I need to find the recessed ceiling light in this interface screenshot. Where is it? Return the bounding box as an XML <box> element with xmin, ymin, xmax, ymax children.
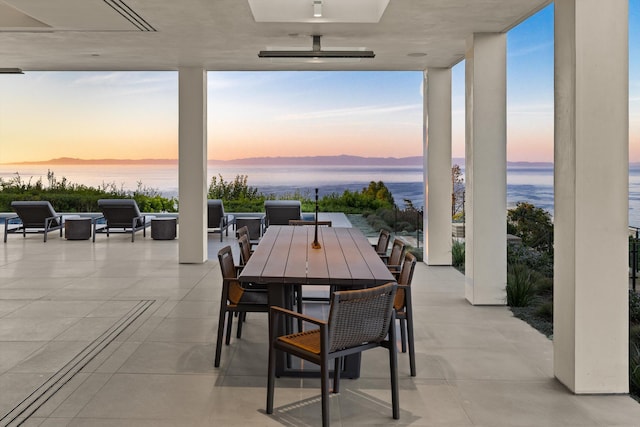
<box><xmin>248</xmin><ymin>0</ymin><xmax>389</xmax><ymax>23</ymax></box>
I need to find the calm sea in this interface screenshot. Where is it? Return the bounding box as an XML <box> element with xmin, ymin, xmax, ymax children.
<box><xmin>3</xmin><ymin>163</ymin><xmax>640</xmax><ymax>226</ymax></box>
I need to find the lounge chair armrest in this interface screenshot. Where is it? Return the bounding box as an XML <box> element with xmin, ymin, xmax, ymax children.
<box><xmin>45</xmin><ymin>214</ymin><xmax>63</xmax><ymax>228</ymax></box>
<box><xmin>270</xmin><ymin>305</ymin><xmax>326</xmax><ymax>328</ymax></box>
<box><xmin>4</xmin><ymin>215</ymin><xmax>19</xmax><ymax>225</ymax></box>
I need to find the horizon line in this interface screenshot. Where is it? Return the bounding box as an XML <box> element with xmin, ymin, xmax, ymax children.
<box><xmin>0</xmin><ymin>155</ymin><xmax>561</xmax><ymax>166</ymax></box>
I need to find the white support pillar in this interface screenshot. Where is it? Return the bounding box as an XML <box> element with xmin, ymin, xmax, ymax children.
<box><xmin>554</xmin><ymin>0</ymin><xmax>628</xmax><ymax>393</ymax></box>
<box><xmin>424</xmin><ymin>68</ymin><xmax>453</xmax><ymax>265</ymax></box>
<box><xmin>178</xmin><ymin>67</ymin><xmax>208</xmax><ymax>264</ymax></box>
<box><xmin>464</xmin><ymin>33</ymin><xmax>507</xmax><ymax>305</ymax></box>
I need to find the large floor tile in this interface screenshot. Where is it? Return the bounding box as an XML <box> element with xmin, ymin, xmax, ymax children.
<box><xmin>77</xmin><ymin>373</ymin><xmax>218</xmax><ymax>420</ymax></box>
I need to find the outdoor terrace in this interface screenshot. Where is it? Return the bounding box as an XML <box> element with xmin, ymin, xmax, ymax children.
<box><xmin>1</xmin><ymin>228</ymin><xmax>640</xmax><ymax>426</ymax></box>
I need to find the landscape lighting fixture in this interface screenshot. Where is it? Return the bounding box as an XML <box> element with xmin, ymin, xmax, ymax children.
<box><xmin>0</xmin><ymin>68</ymin><xmax>24</xmax><ymax>74</ymax></box>
<box><xmin>313</xmin><ymin>0</ymin><xmax>322</xmax><ymax>17</ymax></box>
<box><xmin>258</xmin><ymin>35</ymin><xmax>374</xmax><ymax>59</ymax></box>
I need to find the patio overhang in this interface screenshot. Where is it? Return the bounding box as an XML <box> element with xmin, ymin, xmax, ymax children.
<box><xmin>0</xmin><ymin>0</ymin><xmax>551</xmax><ymax>71</ymax></box>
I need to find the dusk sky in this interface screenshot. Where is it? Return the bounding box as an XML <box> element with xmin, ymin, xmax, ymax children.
<box><xmin>0</xmin><ymin>2</ymin><xmax>638</xmax><ymax>164</ymax></box>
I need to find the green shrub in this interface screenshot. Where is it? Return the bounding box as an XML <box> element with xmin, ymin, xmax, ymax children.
<box><xmin>535</xmin><ymin>301</ymin><xmax>553</xmax><ymax>321</ymax></box>
<box><xmin>0</xmin><ymin>172</ymin><xmax>177</xmax><ymax>213</ymax></box>
<box><xmin>506</xmin><ymin>264</ymin><xmax>540</xmax><ymax>307</ymax></box>
<box><xmin>631</xmin><ymin>324</ymin><xmax>640</xmax><ymax>339</ymax></box>
<box><xmin>507</xmin><ymin>242</ymin><xmax>553</xmax><ymax>277</ymax></box>
<box><xmin>630</xmin><ymin>290</ymin><xmax>640</xmax><ymax>325</ymax></box>
<box><xmin>507</xmin><ymin>202</ymin><xmax>553</xmax><ymax>252</ymax></box>
<box><xmin>630</xmin><ymin>333</ymin><xmax>640</xmax><ymax>396</ymax></box>
<box><xmin>406</xmin><ymin>246</ymin><xmax>423</xmax><ymax>262</ymax></box>
<box><xmin>452</xmin><ymin>240</ymin><xmax>465</xmax><ymax>269</ymax></box>
<box><xmin>536</xmin><ymin>277</ymin><xmax>554</xmax><ymax>294</ymax></box>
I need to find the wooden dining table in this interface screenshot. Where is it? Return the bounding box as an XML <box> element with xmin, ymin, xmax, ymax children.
<box><xmin>238</xmin><ymin>225</ymin><xmax>395</xmax><ymax>378</ymax></box>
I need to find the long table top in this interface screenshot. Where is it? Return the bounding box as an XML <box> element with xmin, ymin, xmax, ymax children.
<box><xmin>238</xmin><ymin>226</ymin><xmax>395</xmax><ymax>287</ymax></box>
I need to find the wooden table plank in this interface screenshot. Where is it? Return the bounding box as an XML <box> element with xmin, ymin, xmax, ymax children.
<box><xmin>284</xmin><ymin>226</ymin><xmax>310</xmax><ymax>283</ymax></box>
<box><xmin>333</xmin><ymin>227</ymin><xmax>375</xmax><ymax>285</ymax></box>
<box><xmin>315</xmin><ymin>228</ymin><xmax>351</xmax><ymax>286</ymax></box>
<box><xmin>349</xmin><ymin>228</ymin><xmax>396</xmax><ymax>284</ymax></box>
<box><xmin>237</xmin><ymin>225</ymin><xmax>277</xmax><ymax>280</ymax></box>
<box><xmin>261</xmin><ymin>226</ymin><xmax>294</xmax><ymax>282</ymax></box>
<box><xmin>239</xmin><ymin>225</ymin><xmax>393</xmax><ymax>286</ymax></box>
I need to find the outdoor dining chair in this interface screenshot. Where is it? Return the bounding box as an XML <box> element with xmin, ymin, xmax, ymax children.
<box><xmin>215</xmin><ymin>245</ymin><xmax>269</xmax><ymax>368</ymax></box>
<box><xmin>237</xmin><ymin>232</ymin><xmax>252</xmax><ymax>266</ymax></box>
<box><xmin>264</xmin><ymin>200</ymin><xmax>301</xmax><ymax>227</ymax></box>
<box><xmin>395</xmin><ymin>251</ymin><xmax>417</xmax><ymax>376</ymax></box>
<box><xmin>266</xmin><ymin>282</ymin><xmax>399</xmax><ymax>427</ymax></box>
<box><xmin>381</xmin><ymin>238</ymin><xmax>406</xmax><ymax>278</ymax></box>
<box><xmin>372</xmin><ymin>229</ymin><xmax>391</xmax><ymax>256</ymax></box>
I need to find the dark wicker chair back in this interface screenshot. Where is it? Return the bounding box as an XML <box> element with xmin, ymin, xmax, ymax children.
<box><xmin>374</xmin><ymin>229</ymin><xmax>391</xmax><ymax>255</ymax></box>
<box><xmin>387</xmin><ymin>238</ymin><xmax>406</xmax><ymax>267</ymax></box>
<box><xmin>327</xmin><ymin>283</ymin><xmax>397</xmax><ymax>352</ymax></box>
<box><xmin>264</xmin><ymin>200</ymin><xmax>301</xmax><ymax>226</ymax></box>
<box><xmin>395</xmin><ymin>252</ymin><xmax>417</xmax><ymax>310</ymax></box>
<box><xmin>237</xmin><ymin>234</ymin><xmax>252</xmax><ymax>266</ymax></box>
<box><xmin>237</xmin><ymin>225</ymin><xmax>249</xmax><ymax>241</ymax></box>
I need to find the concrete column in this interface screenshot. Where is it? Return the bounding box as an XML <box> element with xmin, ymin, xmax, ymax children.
<box><xmin>178</xmin><ymin>67</ymin><xmax>208</xmax><ymax>263</ymax></box>
<box><xmin>554</xmin><ymin>0</ymin><xmax>629</xmax><ymax>393</ymax></box>
<box><xmin>424</xmin><ymin>68</ymin><xmax>453</xmax><ymax>265</ymax></box>
<box><xmin>464</xmin><ymin>33</ymin><xmax>507</xmax><ymax>305</ymax></box>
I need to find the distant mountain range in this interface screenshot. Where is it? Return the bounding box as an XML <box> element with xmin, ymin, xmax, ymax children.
<box><xmin>4</xmin><ymin>155</ymin><xmax>555</xmax><ymax>167</ymax></box>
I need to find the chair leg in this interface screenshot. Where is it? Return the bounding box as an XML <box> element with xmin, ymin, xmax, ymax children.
<box><xmin>321</xmin><ymin>358</ymin><xmax>330</xmax><ymax>427</ymax></box>
<box><xmin>332</xmin><ymin>357</ymin><xmax>341</xmax><ymax>393</ymax></box>
<box><xmin>225</xmin><ymin>311</ymin><xmax>234</xmax><ymax>345</ymax></box>
<box><xmin>406</xmin><ymin>306</ymin><xmax>416</xmax><ymax>377</ymax></box>
<box><xmin>388</xmin><ymin>319</ymin><xmax>400</xmax><ymax>420</ymax></box>
<box><xmin>236</xmin><ymin>311</ymin><xmax>244</xmax><ymax>339</ymax></box>
<box><xmin>214</xmin><ymin>308</ymin><xmax>227</xmax><ymax>367</ymax></box>
<box><xmin>266</xmin><ymin>343</ymin><xmax>276</xmax><ymax>415</ymax></box>
<box><xmin>400</xmin><ymin>318</ymin><xmax>407</xmax><ymax>353</ymax></box>
<box><xmin>296</xmin><ymin>285</ymin><xmax>303</xmax><ymax>332</ymax></box>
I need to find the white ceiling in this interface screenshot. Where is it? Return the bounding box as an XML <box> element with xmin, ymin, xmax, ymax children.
<box><xmin>0</xmin><ymin>0</ymin><xmax>551</xmax><ymax>72</ymax></box>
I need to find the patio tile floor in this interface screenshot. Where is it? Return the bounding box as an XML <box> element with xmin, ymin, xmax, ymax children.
<box><xmin>1</xmin><ymin>230</ymin><xmax>639</xmax><ymax>426</ymax></box>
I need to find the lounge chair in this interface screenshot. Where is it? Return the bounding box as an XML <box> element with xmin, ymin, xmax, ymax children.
<box><xmin>4</xmin><ymin>201</ymin><xmax>64</xmax><ymax>242</ymax></box>
<box><xmin>93</xmin><ymin>199</ymin><xmax>153</xmax><ymax>242</ymax></box>
<box><xmin>208</xmin><ymin>199</ymin><xmax>234</xmax><ymax>242</ymax></box>
<box><xmin>264</xmin><ymin>200</ymin><xmax>301</xmax><ymax>227</ymax></box>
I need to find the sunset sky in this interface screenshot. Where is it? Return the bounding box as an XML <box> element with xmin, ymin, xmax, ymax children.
<box><xmin>0</xmin><ymin>2</ymin><xmax>638</xmax><ymax>164</ymax></box>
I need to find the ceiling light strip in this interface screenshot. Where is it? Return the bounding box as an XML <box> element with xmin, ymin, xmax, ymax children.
<box><xmin>103</xmin><ymin>0</ymin><xmax>156</xmax><ymax>32</ymax></box>
<box><xmin>0</xmin><ymin>68</ymin><xmax>23</xmax><ymax>74</ymax></box>
<box><xmin>259</xmin><ymin>35</ymin><xmax>374</xmax><ymax>59</ymax></box>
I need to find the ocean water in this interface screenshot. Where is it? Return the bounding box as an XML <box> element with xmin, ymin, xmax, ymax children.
<box><xmin>2</xmin><ymin>163</ymin><xmax>640</xmax><ymax>226</ymax></box>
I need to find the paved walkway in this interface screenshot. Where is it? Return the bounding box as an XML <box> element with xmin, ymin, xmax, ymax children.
<box><xmin>1</xmin><ymin>230</ymin><xmax>640</xmax><ymax>426</ymax></box>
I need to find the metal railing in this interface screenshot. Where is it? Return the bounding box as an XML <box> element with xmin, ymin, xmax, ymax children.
<box><xmin>630</xmin><ymin>226</ymin><xmax>640</xmax><ymax>291</ymax></box>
